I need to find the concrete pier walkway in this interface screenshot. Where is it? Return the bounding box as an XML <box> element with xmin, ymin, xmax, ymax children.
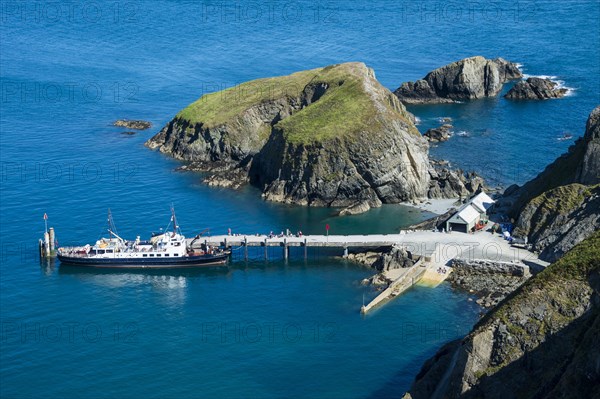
<box><xmin>192</xmin><ymin>230</ymin><xmax>549</xmax><ymax>314</ymax></box>
<box><xmin>192</xmin><ymin>230</ymin><xmax>547</xmax><ymax>267</ymax></box>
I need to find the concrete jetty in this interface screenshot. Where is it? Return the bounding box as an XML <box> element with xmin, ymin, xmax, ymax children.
<box><xmin>191</xmin><ymin>230</ymin><xmax>547</xmax><ymax>267</ymax></box>
<box><xmin>361</xmin><ymin>258</ymin><xmax>428</xmax><ymax>314</ymax></box>
<box><xmin>194</xmin><ymin>229</ymin><xmax>548</xmax><ymax>314</ymax></box>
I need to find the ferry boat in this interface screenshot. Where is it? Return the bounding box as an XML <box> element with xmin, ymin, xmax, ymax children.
<box><xmin>57</xmin><ymin>208</ymin><xmax>229</xmax><ymax>268</ymax></box>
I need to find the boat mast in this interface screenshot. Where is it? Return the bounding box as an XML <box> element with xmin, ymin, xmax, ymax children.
<box><xmin>107</xmin><ymin>208</ymin><xmax>112</xmax><ymax>238</ymax></box>
<box><xmin>171</xmin><ymin>205</ymin><xmax>178</xmax><ymax>236</ymax></box>
<box><xmin>107</xmin><ymin>208</ymin><xmax>119</xmax><ymax>238</ymax></box>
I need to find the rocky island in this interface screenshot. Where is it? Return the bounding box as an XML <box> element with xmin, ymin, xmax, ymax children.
<box><xmin>505</xmin><ymin>77</ymin><xmax>569</xmax><ymax>100</ymax></box>
<box><xmin>147</xmin><ymin>62</ymin><xmax>482</xmax><ymax>213</ymax></box>
<box><xmin>393</xmin><ymin>56</ymin><xmax>522</xmax><ymax>104</ymax></box>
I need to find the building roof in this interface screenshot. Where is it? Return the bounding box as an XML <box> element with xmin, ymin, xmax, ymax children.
<box><xmin>448</xmin><ymin>204</ymin><xmax>481</xmax><ymax>225</ymax></box>
<box><xmin>470</xmin><ymin>191</ymin><xmax>495</xmax><ymax>213</ymax></box>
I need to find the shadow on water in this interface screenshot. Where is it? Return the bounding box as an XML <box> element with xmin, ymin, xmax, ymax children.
<box><xmin>57</xmin><ymin>264</ymin><xmax>232</xmax><ymax>279</ymax></box>
<box><xmin>365</xmin><ymin>340</ymin><xmax>459</xmax><ymax>399</ymax></box>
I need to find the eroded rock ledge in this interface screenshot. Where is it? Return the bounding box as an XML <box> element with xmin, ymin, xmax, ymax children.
<box><xmin>448</xmin><ymin>258</ymin><xmax>530</xmax><ymax>308</ymax></box>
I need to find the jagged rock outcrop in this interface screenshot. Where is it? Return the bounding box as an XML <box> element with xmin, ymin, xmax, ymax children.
<box><xmin>424</xmin><ymin>124</ymin><xmax>452</xmax><ymax>142</ymax></box>
<box><xmin>505</xmin><ymin>77</ymin><xmax>568</xmax><ymax>100</ymax></box>
<box><xmin>579</xmin><ymin>106</ymin><xmax>600</xmax><ymax>185</ymax></box>
<box><xmin>394</xmin><ymin>56</ymin><xmax>522</xmax><ymax>104</ymax></box>
<box><xmin>428</xmin><ymin>160</ymin><xmax>486</xmax><ymax>200</ymax></box>
<box><xmin>405</xmin><ymin>232</ymin><xmax>600</xmax><ymax>399</ymax></box>
<box><xmin>513</xmin><ymin>184</ymin><xmax>600</xmax><ymax>262</ymax></box>
<box><xmin>449</xmin><ymin>259</ymin><xmax>530</xmax><ymax>308</ymax></box>
<box><xmin>147</xmin><ymin>63</ymin><xmax>430</xmax><ymax>207</ymax></box>
<box><xmin>374</xmin><ymin>245</ymin><xmax>416</xmax><ymax>271</ymax></box>
<box><xmin>493</xmin><ymin>106</ymin><xmax>600</xmax><ymax>262</ymax></box>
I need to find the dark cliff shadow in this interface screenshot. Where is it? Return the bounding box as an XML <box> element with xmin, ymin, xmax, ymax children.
<box><xmin>462</xmin><ymin>306</ymin><xmax>600</xmax><ymax>399</ymax></box>
<box><xmin>58</xmin><ymin>264</ymin><xmax>232</xmax><ymax>279</ymax></box>
<box><xmin>463</xmin><ymin>272</ymin><xmax>598</xmax><ymax>399</ymax></box>
<box><xmin>402</xmin><ymin>271</ymin><xmax>600</xmax><ymax>399</ymax></box>
<box><xmin>365</xmin><ymin>340</ymin><xmax>462</xmax><ymax>399</ymax></box>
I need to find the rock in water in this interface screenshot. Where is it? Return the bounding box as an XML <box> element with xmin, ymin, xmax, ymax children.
<box><xmin>394</xmin><ymin>56</ymin><xmax>522</xmax><ymax>104</ymax></box>
<box><xmin>505</xmin><ymin>77</ymin><xmax>568</xmax><ymax>100</ymax></box>
<box><xmin>338</xmin><ymin>200</ymin><xmax>374</xmax><ymax>216</ymax></box>
<box><xmin>113</xmin><ymin>119</ymin><xmax>152</xmax><ymax>130</ymax></box>
<box><xmin>146</xmin><ymin>62</ymin><xmax>430</xmax><ymax>207</ymax></box>
<box><xmin>423</xmin><ymin>125</ymin><xmax>452</xmax><ymax>142</ymax></box>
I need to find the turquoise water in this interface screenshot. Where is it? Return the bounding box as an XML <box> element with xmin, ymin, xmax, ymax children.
<box><xmin>1</xmin><ymin>0</ymin><xmax>598</xmax><ymax>397</ymax></box>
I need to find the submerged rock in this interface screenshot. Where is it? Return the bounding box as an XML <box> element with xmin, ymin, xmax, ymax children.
<box><xmin>113</xmin><ymin>119</ymin><xmax>152</xmax><ymax>130</ymax></box>
<box><xmin>394</xmin><ymin>56</ymin><xmax>522</xmax><ymax>104</ymax></box>
<box><xmin>505</xmin><ymin>77</ymin><xmax>568</xmax><ymax>100</ymax></box>
<box><xmin>338</xmin><ymin>200</ymin><xmax>376</xmax><ymax>216</ymax></box>
<box><xmin>147</xmin><ymin>62</ymin><xmax>430</xmax><ymax>207</ymax></box>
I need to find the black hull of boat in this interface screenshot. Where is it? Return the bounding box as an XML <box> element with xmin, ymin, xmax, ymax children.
<box><xmin>57</xmin><ymin>253</ymin><xmax>229</xmax><ymax>269</ymax></box>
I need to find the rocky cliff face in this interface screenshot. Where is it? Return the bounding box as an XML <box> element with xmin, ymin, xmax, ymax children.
<box><xmin>394</xmin><ymin>57</ymin><xmax>522</xmax><ymax>104</ymax></box>
<box><xmin>504</xmin><ymin>77</ymin><xmax>568</xmax><ymax>100</ymax></box>
<box><xmin>147</xmin><ymin>63</ymin><xmax>431</xmax><ymax>207</ymax></box>
<box><xmin>514</xmin><ymin>184</ymin><xmax>600</xmax><ymax>262</ymax></box>
<box><xmin>404</xmin><ymin>231</ymin><xmax>600</xmax><ymax>399</ymax></box>
<box><xmin>493</xmin><ymin>106</ymin><xmax>600</xmax><ymax>262</ymax></box>
<box><xmin>427</xmin><ymin>160</ymin><xmax>485</xmax><ymax>200</ymax></box>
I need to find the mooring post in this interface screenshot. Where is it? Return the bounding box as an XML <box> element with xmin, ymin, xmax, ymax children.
<box><xmin>343</xmin><ymin>246</ymin><xmax>348</xmax><ymax>258</ymax></box>
<box><xmin>48</xmin><ymin>227</ymin><xmax>55</xmax><ymax>254</ymax></box>
<box><xmin>223</xmin><ymin>238</ymin><xmax>227</xmax><ymax>250</ymax></box>
<box><xmin>244</xmin><ymin>237</ymin><xmax>248</xmax><ymax>261</ymax></box>
<box><xmin>283</xmin><ymin>238</ymin><xmax>288</xmax><ymax>260</ymax></box>
<box><xmin>264</xmin><ymin>238</ymin><xmax>268</xmax><ymax>260</ymax></box>
<box><xmin>43</xmin><ymin>231</ymin><xmax>50</xmax><ymax>258</ymax></box>
<box><xmin>304</xmin><ymin>238</ymin><xmax>308</xmax><ymax>259</ymax></box>
<box><xmin>38</xmin><ymin>239</ymin><xmax>44</xmax><ymax>258</ymax></box>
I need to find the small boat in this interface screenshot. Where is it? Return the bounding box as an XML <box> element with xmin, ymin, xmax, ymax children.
<box><xmin>57</xmin><ymin>207</ymin><xmax>228</xmax><ymax>268</ymax></box>
<box><xmin>557</xmin><ymin>133</ymin><xmax>573</xmax><ymax>141</ymax></box>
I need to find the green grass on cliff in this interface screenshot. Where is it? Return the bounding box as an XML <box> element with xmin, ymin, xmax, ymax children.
<box><xmin>177</xmin><ymin>69</ymin><xmax>317</xmax><ymax>127</ymax></box>
<box><xmin>529</xmin><ymin>183</ymin><xmax>600</xmax><ymax>215</ymax></box>
<box><xmin>534</xmin><ymin>229</ymin><xmax>600</xmax><ymax>283</ymax></box>
<box><xmin>175</xmin><ymin>63</ymin><xmax>414</xmax><ymax>145</ymax></box>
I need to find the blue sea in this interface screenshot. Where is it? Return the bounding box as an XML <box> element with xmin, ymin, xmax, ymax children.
<box><xmin>1</xmin><ymin>1</ymin><xmax>598</xmax><ymax>398</ymax></box>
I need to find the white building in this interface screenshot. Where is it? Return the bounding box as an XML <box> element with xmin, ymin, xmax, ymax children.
<box><xmin>446</xmin><ymin>191</ymin><xmax>495</xmax><ymax>233</ymax></box>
